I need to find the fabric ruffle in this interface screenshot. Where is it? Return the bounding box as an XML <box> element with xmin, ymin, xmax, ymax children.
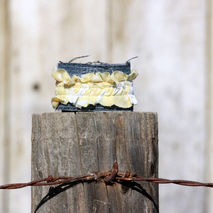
<box><xmin>51</xmin><ymin>69</ymin><xmax>138</xmax><ymax>109</ymax></box>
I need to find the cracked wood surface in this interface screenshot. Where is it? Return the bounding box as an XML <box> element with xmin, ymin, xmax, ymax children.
<box><xmin>31</xmin><ymin>112</ymin><xmax>158</xmax><ymax>213</ymax></box>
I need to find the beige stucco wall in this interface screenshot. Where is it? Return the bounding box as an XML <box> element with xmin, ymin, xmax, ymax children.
<box><xmin>0</xmin><ymin>0</ymin><xmax>212</xmax><ymax>212</ymax></box>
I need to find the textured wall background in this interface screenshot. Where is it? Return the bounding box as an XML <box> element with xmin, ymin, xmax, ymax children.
<box><xmin>0</xmin><ymin>0</ymin><xmax>212</xmax><ymax>212</ymax></box>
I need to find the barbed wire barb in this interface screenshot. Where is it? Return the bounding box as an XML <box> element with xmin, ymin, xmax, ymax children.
<box><xmin>0</xmin><ymin>162</ymin><xmax>213</xmax><ymax>190</ymax></box>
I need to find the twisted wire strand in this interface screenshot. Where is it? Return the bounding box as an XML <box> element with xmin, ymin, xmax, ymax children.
<box><xmin>0</xmin><ymin>162</ymin><xmax>212</xmax><ymax>189</ymax></box>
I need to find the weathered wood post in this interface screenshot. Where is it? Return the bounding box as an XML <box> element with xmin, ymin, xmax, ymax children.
<box><xmin>31</xmin><ymin>111</ymin><xmax>158</xmax><ymax>212</ymax></box>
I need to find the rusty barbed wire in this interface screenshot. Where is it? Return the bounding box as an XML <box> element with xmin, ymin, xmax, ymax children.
<box><xmin>0</xmin><ymin>162</ymin><xmax>213</xmax><ymax>190</ymax></box>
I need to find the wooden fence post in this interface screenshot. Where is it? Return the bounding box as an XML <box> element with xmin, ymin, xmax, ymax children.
<box><xmin>31</xmin><ymin>112</ymin><xmax>158</xmax><ymax>213</ymax></box>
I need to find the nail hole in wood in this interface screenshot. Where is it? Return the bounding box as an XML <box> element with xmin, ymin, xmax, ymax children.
<box><xmin>32</xmin><ymin>83</ymin><xmax>41</xmax><ymax>92</ymax></box>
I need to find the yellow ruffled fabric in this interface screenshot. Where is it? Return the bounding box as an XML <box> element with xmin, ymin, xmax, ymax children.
<box><xmin>51</xmin><ymin>69</ymin><xmax>138</xmax><ymax>109</ymax></box>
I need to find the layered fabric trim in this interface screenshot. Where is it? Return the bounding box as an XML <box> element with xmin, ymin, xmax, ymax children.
<box><xmin>51</xmin><ymin>69</ymin><xmax>138</xmax><ymax>109</ymax></box>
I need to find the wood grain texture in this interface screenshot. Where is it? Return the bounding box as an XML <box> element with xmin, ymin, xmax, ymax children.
<box><xmin>108</xmin><ymin>1</ymin><xmax>207</xmax><ymax>213</ymax></box>
<box><xmin>207</xmin><ymin>0</ymin><xmax>213</xmax><ymax>212</ymax></box>
<box><xmin>6</xmin><ymin>0</ymin><xmax>108</xmax><ymax>212</ymax></box>
<box><xmin>8</xmin><ymin>1</ymin><xmax>40</xmax><ymax>212</ymax></box>
<box><xmin>0</xmin><ymin>1</ymin><xmax>10</xmax><ymax>212</ymax></box>
<box><xmin>31</xmin><ymin>112</ymin><xmax>158</xmax><ymax>213</ymax></box>
<box><xmin>0</xmin><ymin>2</ymin><xmax>5</xmax><ymax>211</ymax></box>
<box><xmin>1</xmin><ymin>1</ymin><xmax>208</xmax><ymax>212</ymax></box>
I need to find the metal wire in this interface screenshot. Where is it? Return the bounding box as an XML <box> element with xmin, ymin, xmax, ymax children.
<box><xmin>0</xmin><ymin>162</ymin><xmax>213</xmax><ymax>190</ymax></box>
